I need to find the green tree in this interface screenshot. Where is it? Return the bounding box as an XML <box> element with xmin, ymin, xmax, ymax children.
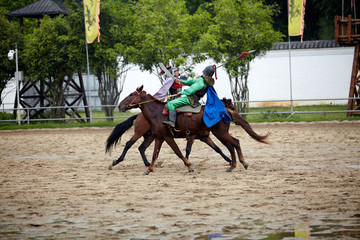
<box><xmin>22</xmin><ymin>15</ymin><xmax>79</xmax><ymax>118</ymax></box>
<box><xmin>185</xmin><ymin>0</ymin><xmax>213</xmax><ymax>15</ymax></box>
<box><xmin>129</xmin><ymin>0</ymin><xmax>194</xmax><ymax>82</ymax></box>
<box><xmin>196</xmin><ymin>0</ymin><xmax>283</xmax><ymax>113</ymax></box>
<box><xmin>0</xmin><ymin>8</ymin><xmax>21</xmax><ymax>105</ymax></box>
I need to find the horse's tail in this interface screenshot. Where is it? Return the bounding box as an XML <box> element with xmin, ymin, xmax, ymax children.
<box><xmin>227</xmin><ymin>109</ymin><xmax>270</xmax><ymax>145</ymax></box>
<box><xmin>105</xmin><ymin>114</ymin><xmax>138</xmax><ymax>153</ymax></box>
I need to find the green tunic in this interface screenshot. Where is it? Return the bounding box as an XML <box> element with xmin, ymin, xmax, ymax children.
<box><xmin>166</xmin><ymin>77</ymin><xmax>205</xmax><ymax>111</ymax></box>
<box><xmin>166</xmin><ymin>75</ymin><xmax>214</xmax><ymax>111</ymax></box>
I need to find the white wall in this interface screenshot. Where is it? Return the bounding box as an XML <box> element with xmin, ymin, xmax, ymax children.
<box><xmin>247</xmin><ymin>47</ymin><xmax>354</xmax><ymax>106</ymax></box>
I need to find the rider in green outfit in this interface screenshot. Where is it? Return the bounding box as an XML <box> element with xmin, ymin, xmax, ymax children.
<box><xmin>163</xmin><ymin>65</ymin><xmax>216</xmax><ymax>128</ymax></box>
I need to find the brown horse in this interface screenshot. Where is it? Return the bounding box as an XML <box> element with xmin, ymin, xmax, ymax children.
<box><xmin>116</xmin><ymin>85</ymin><xmax>269</xmax><ymax>174</ymax></box>
<box><xmin>106</xmin><ymin>99</ymin><xmax>238</xmax><ymax>168</ymax></box>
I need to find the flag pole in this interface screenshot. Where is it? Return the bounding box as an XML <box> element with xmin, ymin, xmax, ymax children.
<box><xmin>83</xmin><ymin>0</ymin><xmax>91</xmax><ymax>122</ymax></box>
<box><xmin>288</xmin><ymin>35</ymin><xmax>294</xmax><ymax>114</ymax></box>
<box><xmin>288</xmin><ymin>0</ymin><xmax>294</xmax><ymax>114</ymax></box>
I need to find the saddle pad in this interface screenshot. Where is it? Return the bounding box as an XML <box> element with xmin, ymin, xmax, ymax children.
<box><xmin>175</xmin><ymin>105</ymin><xmax>202</xmax><ymax>113</ymax></box>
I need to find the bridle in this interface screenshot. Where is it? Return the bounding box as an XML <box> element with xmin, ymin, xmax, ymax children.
<box><xmin>128</xmin><ymin>91</ymin><xmax>140</xmax><ymax>107</ymax></box>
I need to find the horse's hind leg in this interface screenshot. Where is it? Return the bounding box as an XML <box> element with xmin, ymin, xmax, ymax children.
<box><xmin>112</xmin><ymin>134</ymin><xmax>143</xmax><ymax>167</ymax></box>
<box><xmin>200</xmin><ymin>136</ymin><xmax>232</xmax><ymax>164</ymax></box>
<box><xmin>111</xmin><ymin>114</ymin><xmax>151</xmax><ymax>169</ymax></box>
<box><xmin>138</xmin><ymin>130</ymin><xmax>154</xmax><ymax>167</ymax></box>
<box><xmin>165</xmin><ymin>137</ymin><xmax>193</xmax><ymax>172</ymax></box>
<box><xmin>232</xmin><ymin>137</ymin><xmax>248</xmax><ymax>169</ymax></box>
<box><xmin>222</xmin><ymin>142</ymin><xmax>237</xmax><ymax>172</ymax></box>
<box><xmin>185</xmin><ymin>138</ymin><xmax>194</xmax><ymax>160</ymax></box>
<box><xmin>211</xmin><ymin>129</ymin><xmax>237</xmax><ymax>172</ymax></box>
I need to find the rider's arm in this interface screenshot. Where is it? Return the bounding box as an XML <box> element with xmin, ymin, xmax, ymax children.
<box><xmin>179</xmin><ymin>77</ymin><xmax>205</xmax><ymax>96</ymax></box>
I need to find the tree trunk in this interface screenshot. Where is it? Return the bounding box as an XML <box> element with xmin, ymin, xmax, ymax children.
<box><xmin>49</xmin><ymin>77</ymin><xmax>65</xmax><ymax>121</ymax></box>
<box><xmin>228</xmin><ymin>62</ymin><xmax>250</xmax><ymax>116</ymax></box>
<box><xmin>96</xmin><ymin>60</ymin><xmax>130</xmax><ymax>122</ymax></box>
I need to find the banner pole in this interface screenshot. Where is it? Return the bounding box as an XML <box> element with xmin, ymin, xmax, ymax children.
<box><xmin>83</xmin><ymin>0</ymin><xmax>91</xmax><ymax>122</ymax></box>
<box><xmin>288</xmin><ymin>0</ymin><xmax>294</xmax><ymax>114</ymax></box>
<box><xmin>288</xmin><ymin>36</ymin><xmax>294</xmax><ymax>114</ymax></box>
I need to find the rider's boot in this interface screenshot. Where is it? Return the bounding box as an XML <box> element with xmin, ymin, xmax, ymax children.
<box><xmin>163</xmin><ymin>111</ymin><xmax>176</xmax><ymax>128</ymax></box>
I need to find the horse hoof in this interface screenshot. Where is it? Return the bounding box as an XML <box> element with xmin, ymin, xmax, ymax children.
<box><xmin>108</xmin><ymin>164</ymin><xmax>113</xmax><ymax>170</ymax></box>
<box><xmin>112</xmin><ymin>160</ymin><xmax>117</xmax><ymax>166</ymax></box>
<box><xmin>142</xmin><ymin>171</ymin><xmax>149</xmax><ymax>175</ymax></box>
<box><xmin>188</xmin><ymin>169</ymin><xmax>194</xmax><ymax>173</ymax></box>
<box><xmin>244</xmin><ymin>163</ymin><xmax>249</xmax><ymax>170</ymax></box>
<box><xmin>226</xmin><ymin>168</ymin><xmax>232</xmax><ymax>172</ymax></box>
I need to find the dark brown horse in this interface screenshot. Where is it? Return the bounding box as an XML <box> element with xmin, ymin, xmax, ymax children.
<box><xmin>115</xmin><ymin>85</ymin><xmax>269</xmax><ymax>174</ymax></box>
<box><xmin>106</xmin><ymin>99</ymin><xmax>238</xmax><ymax>168</ymax></box>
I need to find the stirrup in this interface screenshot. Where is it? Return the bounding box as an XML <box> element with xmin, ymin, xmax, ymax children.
<box><xmin>163</xmin><ymin>120</ymin><xmax>175</xmax><ymax>128</ymax></box>
<box><xmin>167</xmin><ymin>125</ymin><xmax>181</xmax><ymax>136</ymax></box>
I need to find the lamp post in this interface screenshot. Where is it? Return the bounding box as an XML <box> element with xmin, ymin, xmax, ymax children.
<box><xmin>8</xmin><ymin>46</ymin><xmax>21</xmax><ymax>125</ymax></box>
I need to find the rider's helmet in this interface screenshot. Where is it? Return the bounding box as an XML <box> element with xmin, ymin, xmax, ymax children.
<box><xmin>203</xmin><ymin>65</ymin><xmax>215</xmax><ymax>77</ymax></box>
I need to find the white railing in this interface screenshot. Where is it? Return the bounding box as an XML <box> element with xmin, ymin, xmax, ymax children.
<box><xmin>0</xmin><ymin>105</ymin><xmax>130</xmax><ymax>125</ymax></box>
<box><xmin>1</xmin><ymin>97</ymin><xmax>360</xmax><ymax>125</ymax></box>
<box><xmin>233</xmin><ymin>97</ymin><xmax>360</xmax><ymax>116</ymax></box>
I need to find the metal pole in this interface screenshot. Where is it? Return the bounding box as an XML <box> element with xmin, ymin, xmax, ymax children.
<box><xmin>85</xmin><ymin>44</ymin><xmax>91</xmax><ymax>107</ymax></box>
<box><xmin>288</xmin><ymin>1</ymin><xmax>294</xmax><ymax>114</ymax></box>
<box><xmin>83</xmin><ymin>0</ymin><xmax>91</xmax><ymax>121</ymax></box>
<box><xmin>288</xmin><ymin>36</ymin><xmax>294</xmax><ymax>114</ymax></box>
<box><xmin>90</xmin><ymin>105</ymin><xmax>93</xmax><ymax>124</ymax></box>
<box><xmin>15</xmin><ymin>46</ymin><xmax>20</xmax><ymax>125</ymax></box>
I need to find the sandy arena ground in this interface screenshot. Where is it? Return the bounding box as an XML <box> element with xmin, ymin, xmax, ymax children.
<box><xmin>0</xmin><ymin>121</ymin><xmax>359</xmax><ymax>239</ymax></box>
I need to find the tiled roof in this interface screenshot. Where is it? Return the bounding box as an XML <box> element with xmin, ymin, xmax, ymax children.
<box><xmin>272</xmin><ymin>40</ymin><xmax>338</xmax><ymax>50</ymax></box>
<box><xmin>8</xmin><ymin>0</ymin><xmax>68</xmax><ymax>18</ymax></box>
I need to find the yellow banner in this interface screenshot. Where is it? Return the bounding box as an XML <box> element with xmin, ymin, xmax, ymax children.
<box><xmin>84</xmin><ymin>0</ymin><xmax>100</xmax><ymax>43</ymax></box>
<box><xmin>288</xmin><ymin>0</ymin><xmax>303</xmax><ymax>36</ymax></box>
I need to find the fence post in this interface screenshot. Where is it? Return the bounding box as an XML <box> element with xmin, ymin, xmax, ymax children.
<box><xmin>90</xmin><ymin>106</ymin><xmax>93</xmax><ymax>124</ymax></box>
<box><xmin>27</xmin><ymin>107</ymin><xmax>30</xmax><ymax>125</ymax></box>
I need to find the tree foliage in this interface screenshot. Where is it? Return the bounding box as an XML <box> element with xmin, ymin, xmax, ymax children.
<box><xmin>196</xmin><ymin>0</ymin><xmax>283</xmax><ymax>112</ymax></box>
<box><xmin>22</xmin><ymin>14</ymin><xmax>81</xmax><ymax>117</ymax></box>
<box><xmin>129</xmin><ymin>0</ymin><xmax>194</xmax><ymax>78</ymax></box>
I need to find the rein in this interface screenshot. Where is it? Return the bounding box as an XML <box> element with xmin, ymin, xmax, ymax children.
<box><xmin>129</xmin><ymin>93</ymin><xmax>180</xmax><ymax>107</ymax></box>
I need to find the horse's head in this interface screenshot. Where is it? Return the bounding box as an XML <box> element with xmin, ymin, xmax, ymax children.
<box><xmin>221</xmin><ymin>98</ymin><xmax>236</xmax><ymax>110</ymax></box>
<box><xmin>118</xmin><ymin>85</ymin><xmax>146</xmax><ymax>112</ymax></box>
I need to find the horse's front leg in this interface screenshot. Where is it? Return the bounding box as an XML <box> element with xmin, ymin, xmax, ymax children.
<box><xmin>165</xmin><ymin>137</ymin><xmax>194</xmax><ymax>172</ymax></box>
<box><xmin>143</xmin><ymin>138</ymin><xmax>164</xmax><ymax>175</ymax></box>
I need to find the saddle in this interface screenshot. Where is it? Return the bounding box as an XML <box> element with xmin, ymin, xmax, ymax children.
<box><xmin>162</xmin><ymin>105</ymin><xmax>202</xmax><ymax>116</ymax></box>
